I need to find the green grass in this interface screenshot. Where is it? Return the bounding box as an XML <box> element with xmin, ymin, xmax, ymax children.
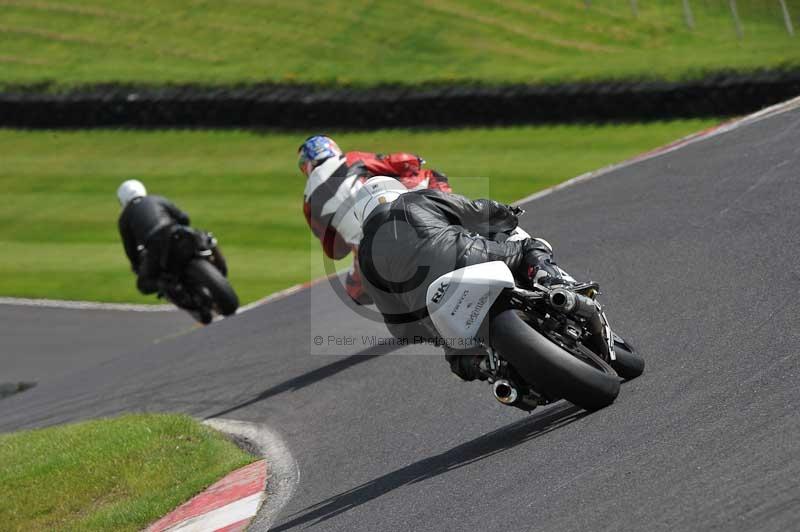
<box><xmin>0</xmin><ymin>0</ymin><xmax>797</xmax><ymax>86</ymax></box>
<box><xmin>0</xmin><ymin>414</ymin><xmax>255</xmax><ymax>531</ymax></box>
<box><xmin>0</xmin><ymin>120</ymin><xmax>717</xmax><ymax>304</ymax></box>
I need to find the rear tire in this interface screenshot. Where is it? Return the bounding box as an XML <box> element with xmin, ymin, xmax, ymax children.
<box><xmin>184</xmin><ymin>259</ymin><xmax>239</xmax><ymax>316</ymax></box>
<box><xmin>611</xmin><ymin>337</ymin><xmax>645</xmax><ymax>381</ymax></box>
<box><xmin>189</xmin><ymin>308</ymin><xmax>214</xmax><ymax>325</ymax></box>
<box><xmin>490</xmin><ymin>310</ymin><xmax>620</xmax><ymax>411</ymax></box>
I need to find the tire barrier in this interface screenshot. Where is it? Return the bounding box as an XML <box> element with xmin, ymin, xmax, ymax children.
<box><xmin>2</xmin><ymin>70</ymin><xmax>799</xmax><ymax>129</ymax></box>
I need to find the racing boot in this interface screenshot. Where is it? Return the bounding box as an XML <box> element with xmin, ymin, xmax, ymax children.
<box><xmin>444</xmin><ymin>346</ymin><xmax>489</xmax><ymax>382</ymax></box>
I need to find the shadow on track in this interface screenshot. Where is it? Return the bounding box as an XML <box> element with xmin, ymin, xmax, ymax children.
<box><xmin>205</xmin><ymin>343</ymin><xmax>400</xmax><ymax>419</ymax></box>
<box><xmin>272</xmin><ymin>402</ymin><xmax>585</xmax><ymax>531</ymax></box>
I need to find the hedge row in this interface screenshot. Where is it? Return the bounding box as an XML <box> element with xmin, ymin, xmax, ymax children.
<box><xmin>2</xmin><ymin>70</ymin><xmax>799</xmax><ymax>129</ymax></box>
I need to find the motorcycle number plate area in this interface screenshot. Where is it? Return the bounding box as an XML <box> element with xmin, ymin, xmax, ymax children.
<box><xmin>426</xmin><ymin>261</ymin><xmax>515</xmax><ymax>348</ymax></box>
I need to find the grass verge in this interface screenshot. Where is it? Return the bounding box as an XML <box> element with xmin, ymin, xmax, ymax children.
<box><xmin>0</xmin><ymin>0</ymin><xmax>797</xmax><ymax>85</ymax></box>
<box><xmin>0</xmin><ymin>120</ymin><xmax>717</xmax><ymax>304</ymax></box>
<box><xmin>0</xmin><ymin>414</ymin><xmax>255</xmax><ymax>532</ymax></box>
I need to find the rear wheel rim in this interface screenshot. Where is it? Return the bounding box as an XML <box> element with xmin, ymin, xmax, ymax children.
<box><xmin>517</xmin><ymin>311</ymin><xmax>616</xmax><ymax>376</ymax></box>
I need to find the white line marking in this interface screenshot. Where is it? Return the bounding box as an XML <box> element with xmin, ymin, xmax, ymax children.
<box><xmin>0</xmin><ymin>296</ymin><xmax>174</xmax><ymax>312</ymax></box>
<box><xmin>236</xmin><ymin>282</ymin><xmax>311</xmax><ymax>314</ymax></box>
<box><xmin>513</xmin><ymin>95</ymin><xmax>800</xmax><ymax>207</ymax></box>
<box><xmin>204</xmin><ymin>418</ymin><xmax>300</xmax><ymax>531</ymax></box>
<box><xmin>0</xmin><ymin>273</ymin><xmax>337</xmax><ymax>315</ymax></box>
<box><xmin>165</xmin><ymin>492</ymin><xmax>264</xmax><ymax>532</ymax></box>
<box><xmin>232</xmin><ymin>272</ymin><xmax>339</xmax><ymax>315</ymax></box>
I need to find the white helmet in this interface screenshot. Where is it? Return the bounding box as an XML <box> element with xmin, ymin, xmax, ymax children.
<box><xmin>117</xmin><ymin>179</ymin><xmax>147</xmax><ymax>206</ymax></box>
<box><xmin>353</xmin><ymin>176</ymin><xmax>408</xmax><ymax>225</ymax></box>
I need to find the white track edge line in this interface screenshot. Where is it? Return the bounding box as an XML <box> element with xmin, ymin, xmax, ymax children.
<box><xmin>513</xmin><ymin>95</ymin><xmax>800</xmax><ymax>206</ymax></box>
<box><xmin>235</xmin><ymin>273</ymin><xmax>337</xmax><ymax>314</ymax></box>
<box><xmin>0</xmin><ymin>296</ymin><xmax>174</xmax><ymax>312</ymax></box>
<box><xmin>0</xmin><ymin>272</ymin><xmax>336</xmax><ymax>314</ymax></box>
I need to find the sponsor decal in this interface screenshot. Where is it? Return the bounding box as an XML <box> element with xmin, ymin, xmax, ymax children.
<box><xmin>465</xmin><ymin>291</ymin><xmax>492</xmax><ymax>329</ymax></box>
<box><xmin>450</xmin><ymin>289</ymin><xmax>470</xmax><ymax>316</ymax></box>
<box><xmin>431</xmin><ymin>281</ymin><xmax>451</xmax><ymax>304</ymax></box>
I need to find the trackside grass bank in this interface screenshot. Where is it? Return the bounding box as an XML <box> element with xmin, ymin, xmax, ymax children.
<box><xmin>0</xmin><ymin>120</ymin><xmax>716</xmax><ymax>304</ymax></box>
<box><xmin>0</xmin><ymin>0</ymin><xmax>796</xmax><ymax>85</ymax></box>
<box><xmin>0</xmin><ymin>414</ymin><xmax>255</xmax><ymax>531</ymax></box>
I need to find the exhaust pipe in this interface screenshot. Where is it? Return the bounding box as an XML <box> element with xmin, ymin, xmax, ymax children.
<box><xmin>549</xmin><ymin>288</ymin><xmax>597</xmax><ymax>319</ymax></box>
<box><xmin>492</xmin><ymin>379</ymin><xmax>519</xmax><ymax>405</ymax></box>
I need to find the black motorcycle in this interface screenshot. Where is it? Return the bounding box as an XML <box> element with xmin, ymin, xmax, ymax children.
<box><xmin>158</xmin><ymin>226</ymin><xmax>239</xmax><ymax>324</ymax></box>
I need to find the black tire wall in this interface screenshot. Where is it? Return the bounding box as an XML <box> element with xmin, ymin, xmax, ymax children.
<box><xmin>2</xmin><ymin>70</ymin><xmax>799</xmax><ymax>129</ymax></box>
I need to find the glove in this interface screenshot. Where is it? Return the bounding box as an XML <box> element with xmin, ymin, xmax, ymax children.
<box><xmin>521</xmin><ymin>238</ymin><xmax>562</xmax><ymax>286</ymax></box>
<box><xmin>533</xmin><ymin>271</ymin><xmax>566</xmax><ymax>287</ymax></box>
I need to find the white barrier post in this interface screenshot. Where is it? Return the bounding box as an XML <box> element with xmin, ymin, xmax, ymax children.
<box><xmin>682</xmin><ymin>0</ymin><xmax>695</xmax><ymax>30</ymax></box>
<box><xmin>729</xmin><ymin>0</ymin><xmax>743</xmax><ymax>39</ymax></box>
<box><xmin>630</xmin><ymin>0</ymin><xmax>638</xmax><ymax>17</ymax></box>
<box><xmin>778</xmin><ymin>0</ymin><xmax>795</xmax><ymax>36</ymax></box>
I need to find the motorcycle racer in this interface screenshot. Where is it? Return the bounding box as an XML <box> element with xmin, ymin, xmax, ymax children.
<box><xmin>353</xmin><ymin>176</ymin><xmax>563</xmax><ymax>381</ymax></box>
<box><xmin>298</xmin><ymin>135</ymin><xmax>452</xmax><ymax>305</ymax></box>
<box><xmin>117</xmin><ymin>179</ymin><xmax>191</xmax><ymax>295</ymax></box>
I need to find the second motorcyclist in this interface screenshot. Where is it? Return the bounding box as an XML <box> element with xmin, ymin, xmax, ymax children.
<box><xmin>298</xmin><ymin>135</ymin><xmax>452</xmax><ymax>305</ymax></box>
<box><xmin>117</xmin><ymin>179</ymin><xmax>235</xmax><ymax>323</ymax></box>
<box><xmin>353</xmin><ymin>176</ymin><xmax>563</xmax><ymax>381</ymax></box>
<box><xmin>117</xmin><ymin>179</ymin><xmax>193</xmax><ymax>295</ymax></box>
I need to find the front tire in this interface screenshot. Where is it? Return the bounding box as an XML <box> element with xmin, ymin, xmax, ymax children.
<box><xmin>184</xmin><ymin>259</ymin><xmax>239</xmax><ymax>316</ymax></box>
<box><xmin>490</xmin><ymin>310</ymin><xmax>620</xmax><ymax>411</ymax></box>
<box><xmin>211</xmin><ymin>246</ymin><xmax>229</xmax><ymax>277</ymax></box>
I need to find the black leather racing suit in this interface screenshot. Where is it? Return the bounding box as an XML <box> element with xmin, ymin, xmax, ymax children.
<box><xmin>358</xmin><ymin>189</ymin><xmax>558</xmax><ymax>344</ymax></box>
<box><xmin>118</xmin><ymin>195</ymin><xmax>190</xmax><ymax>294</ymax></box>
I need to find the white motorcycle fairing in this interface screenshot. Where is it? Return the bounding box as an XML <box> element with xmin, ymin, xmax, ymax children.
<box><xmin>426</xmin><ymin>261</ymin><xmax>515</xmax><ymax>349</ymax></box>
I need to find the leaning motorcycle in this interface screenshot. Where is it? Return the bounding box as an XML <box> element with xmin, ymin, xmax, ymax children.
<box><xmin>158</xmin><ymin>226</ymin><xmax>239</xmax><ymax>324</ymax></box>
<box><xmin>426</xmin><ymin>228</ymin><xmax>643</xmax><ymax>412</ymax></box>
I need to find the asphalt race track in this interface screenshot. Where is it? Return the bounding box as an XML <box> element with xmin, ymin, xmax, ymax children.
<box><xmin>0</xmin><ymin>305</ymin><xmax>192</xmax><ymax>384</ymax></box>
<box><xmin>2</xmin><ymin>106</ymin><xmax>800</xmax><ymax>531</ymax></box>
